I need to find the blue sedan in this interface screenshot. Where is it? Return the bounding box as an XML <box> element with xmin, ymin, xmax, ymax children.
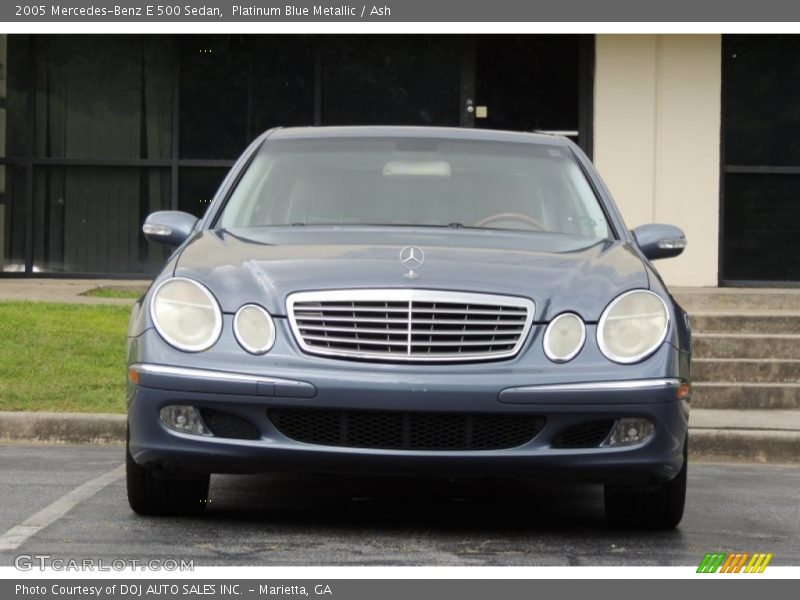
<box><xmin>126</xmin><ymin>126</ymin><xmax>691</xmax><ymax>528</ymax></box>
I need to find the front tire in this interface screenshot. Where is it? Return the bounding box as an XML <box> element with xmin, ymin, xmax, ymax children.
<box><xmin>604</xmin><ymin>439</ymin><xmax>687</xmax><ymax>529</ymax></box>
<box><xmin>126</xmin><ymin>429</ymin><xmax>210</xmax><ymax>516</ymax></box>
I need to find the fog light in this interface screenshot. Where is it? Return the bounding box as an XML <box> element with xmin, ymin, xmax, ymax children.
<box><xmin>159</xmin><ymin>405</ymin><xmax>211</xmax><ymax>436</ymax></box>
<box><xmin>602</xmin><ymin>418</ymin><xmax>654</xmax><ymax>447</ymax></box>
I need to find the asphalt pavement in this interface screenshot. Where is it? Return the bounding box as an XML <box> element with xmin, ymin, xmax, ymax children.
<box><xmin>0</xmin><ymin>443</ymin><xmax>798</xmax><ymax>567</ymax></box>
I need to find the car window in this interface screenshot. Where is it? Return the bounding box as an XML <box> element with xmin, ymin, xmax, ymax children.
<box><xmin>218</xmin><ymin>137</ymin><xmax>611</xmax><ymax>240</ymax></box>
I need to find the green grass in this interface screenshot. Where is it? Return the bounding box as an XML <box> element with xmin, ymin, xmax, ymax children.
<box><xmin>0</xmin><ymin>302</ymin><xmax>131</xmax><ymax>413</ymax></box>
<box><xmin>81</xmin><ymin>286</ymin><xmax>146</xmax><ymax>300</ymax></box>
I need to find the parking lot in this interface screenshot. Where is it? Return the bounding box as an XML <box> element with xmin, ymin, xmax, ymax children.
<box><xmin>0</xmin><ymin>443</ymin><xmax>798</xmax><ymax>566</ymax></box>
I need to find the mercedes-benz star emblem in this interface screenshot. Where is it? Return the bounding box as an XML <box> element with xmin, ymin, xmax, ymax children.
<box><xmin>399</xmin><ymin>246</ymin><xmax>424</xmax><ymax>279</ymax></box>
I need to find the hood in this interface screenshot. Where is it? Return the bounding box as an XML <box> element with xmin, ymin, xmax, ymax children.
<box><xmin>172</xmin><ymin>227</ymin><xmax>649</xmax><ymax>322</ymax></box>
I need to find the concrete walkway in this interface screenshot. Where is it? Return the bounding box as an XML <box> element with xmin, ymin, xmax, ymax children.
<box><xmin>0</xmin><ymin>278</ymin><xmax>150</xmax><ymax>305</ymax></box>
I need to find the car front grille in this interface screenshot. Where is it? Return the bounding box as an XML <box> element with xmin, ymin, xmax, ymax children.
<box><xmin>552</xmin><ymin>420</ymin><xmax>614</xmax><ymax>448</ymax></box>
<box><xmin>287</xmin><ymin>289</ymin><xmax>534</xmax><ymax>362</ymax></box>
<box><xmin>268</xmin><ymin>408</ymin><xmax>545</xmax><ymax>451</ymax></box>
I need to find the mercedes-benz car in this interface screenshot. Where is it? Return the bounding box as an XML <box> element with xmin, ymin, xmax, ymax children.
<box><xmin>126</xmin><ymin>126</ymin><xmax>691</xmax><ymax>528</ymax></box>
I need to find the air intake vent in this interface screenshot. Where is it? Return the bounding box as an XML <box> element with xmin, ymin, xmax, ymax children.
<box><xmin>198</xmin><ymin>409</ymin><xmax>260</xmax><ymax>440</ymax></box>
<box><xmin>552</xmin><ymin>420</ymin><xmax>614</xmax><ymax>449</ymax></box>
<box><xmin>268</xmin><ymin>408</ymin><xmax>545</xmax><ymax>451</ymax></box>
<box><xmin>287</xmin><ymin>289</ymin><xmax>534</xmax><ymax>363</ymax></box>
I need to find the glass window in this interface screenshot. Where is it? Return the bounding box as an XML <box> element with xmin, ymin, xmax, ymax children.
<box><xmin>0</xmin><ymin>36</ymin><xmax>28</xmax><ymax>271</ymax></box>
<box><xmin>178</xmin><ymin>167</ymin><xmax>229</xmax><ymax>218</ymax></box>
<box><xmin>179</xmin><ymin>35</ymin><xmax>315</xmax><ymax>159</ymax></box>
<box><xmin>724</xmin><ymin>35</ymin><xmax>800</xmax><ymax>166</ymax></box>
<box><xmin>33</xmin><ymin>36</ymin><xmax>174</xmax><ymax>160</ymax></box>
<box><xmin>1</xmin><ymin>35</ymin><xmax>29</xmax><ymax>159</ymax></box>
<box><xmin>321</xmin><ymin>36</ymin><xmax>461</xmax><ymax>126</ymax></box>
<box><xmin>0</xmin><ymin>165</ymin><xmax>27</xmax><ymax>273</ymax></box>
<box><xmin>722</xmin><ymin>35</ymin><xmax>800</xmax><ymax>283</ymax></box>
<box><xmin>219</xmin><ymin>137</ymin><xmax>610</xmax><ymax>240</ymax></box>
<box><xmin>249</xmin><ymin>36</ymin><xmax>316</xmax><ymax>135</ymax></box>
<box><xmin>475</xmin><ymin>35</ymin><xmax>580</xmax><ymax>134</ymax></box>
<box><xmin>723</xmin><ymin>173</ymin><xmax>800</xmax><ymax>282</ymax></box>
<box><xmin>33</xmin><ymin>167</ymin><xmax>171</xmax><ymax>274</ymax></box>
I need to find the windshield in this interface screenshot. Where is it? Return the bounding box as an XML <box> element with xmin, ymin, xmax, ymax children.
<box><xmin>218</xmin><ymin>137</ymin><xmax>611</xmax><ymax>239</ymax></box>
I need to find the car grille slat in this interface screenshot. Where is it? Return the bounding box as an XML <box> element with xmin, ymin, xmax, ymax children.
<box><xmin>298</xmin><ymin>325</ymin><xmax>524</xmax><ymax>337</ymax></box>
<box><xmin>408</xmin><ymin>339</ymin><xmax>518</xmax><ymax>347</ymax></box>
<box><xmin>294</xmin><ymin>306</ymin><xmax>408</xmax><ymax>313</ymax></box>
<box><xmin>301</xmin><ymin>334</ymin><xmax>410</xmax><ymax>347</ymax></box>
<box><xmin>299</xmin><ymin>324</ymin><xmax>410</xmax><ymax>335</ymax></box>
<box><xmin>293</xmin><ymin>315</ymin><xmax>409</xmax><ymax>324</ymax></box>
<box><xmin>288</xmin><ymin>290</ymin><xmax>534</xmax><ymax>363</ymax></box>
<box><xmin>411</xmin><ymin>318</ymin><xmax>526</xmax><ymax>326</ymax></box>
<box><xmin>268</xmin><ymin>408</ymin><xmax>545</xmax><ymax>451</ymax></box>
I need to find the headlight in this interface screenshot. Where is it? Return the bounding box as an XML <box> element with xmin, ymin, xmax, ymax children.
<box><xmin>597</xmin><ymin>290</ymin><xmax>669</xmax><ymax>364</ymax></box>
<box><xmin>543</xmin><ymin>312</ymin><xmax>586</xmax><ymax>362</ymax></box>
<box><xmin>150</xmin><ymin>278</ymin><xmax>222</xmax><ymax>352</ymax></box>
<box><xmin>234</xmin><ymin>304</ymin><xmax>276</xmax><ymax>354</ymax></box>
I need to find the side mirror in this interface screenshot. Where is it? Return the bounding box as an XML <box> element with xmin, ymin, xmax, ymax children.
<box><xmin>142</xmin><ymin>211</ymin><xmax>198</xmax><ymax>247</ymax></box>
<box><xmin>631</xmin><ymin>223</ymin><xmax>687</xmax><ymax>260</ymax></box>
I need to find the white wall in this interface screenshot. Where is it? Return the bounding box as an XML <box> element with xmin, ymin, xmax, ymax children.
<box><xmin>594</xmin><ymin>35</ymin><xmax>722</xmax><ymax>287</ymax></box>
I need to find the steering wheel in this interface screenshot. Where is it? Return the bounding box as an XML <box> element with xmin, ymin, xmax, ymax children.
<box><xmin>474</xmin><ymin>212</ymin><xmax>546</xmax><ymax>231</ymax></box>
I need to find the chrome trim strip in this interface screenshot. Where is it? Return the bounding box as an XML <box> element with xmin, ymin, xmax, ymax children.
<box><xmin>504</xmin><ymin>378</ymin><xmax>682</xmax><ymax>393</ymax></box>
<box><xmin>131</xmin><ymin>363</ymin><xmax>300</xmax><ymax>386</ymax></box>
<box><xmin>286</xmin><ymin>289</ymin><xmax>535</xmax><ymax>363</ymax></box>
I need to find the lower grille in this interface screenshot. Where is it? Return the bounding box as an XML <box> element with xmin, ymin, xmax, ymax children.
<box><xmin>199</xmin><ymin>409</ymin><xmax>260</xmax><ymax>440</ymax></box>
<box><xmin>552</xmin><ymin>420</ymin><xmax>614</xmax><ymax>448</ymax></box>
<box><xmin>268</xmin><ymin>408</ymin><xmax>545</xmax><ymax>451</ymax></box>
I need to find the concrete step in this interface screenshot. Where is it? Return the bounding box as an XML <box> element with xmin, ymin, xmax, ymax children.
<box><xmin>692</xmin><ymin>358</ymin><xmax>800</xmax><ymax>383</ymax></box>
<box><xmin>690</xmin><ymin>407</ymin><xmax>800</xmax><ymax>430</ymax></box>
<box><xmin>673</xmin><ymin>287</ymin><xmax>800</xmax><ymax>312</ymax></box>
<box><xmin>693</xmin><ymin>333</ymin><xmax>800</xmax><ymax>360</ymax></box>
<box><xmin>689</xmin><ymin>408</ymin><xmax>800</xmax><ymax>463</ymax></box>
<box><xmin>692</xmin><ymin>382</ymin><xmax>800</xmax><ymax>410</ymax></box>
<box><xmin>690</xmin><ymin>429</ymin><xmax>800</xmax><ymax>463</ymax></box>
<box><xmin>690</xmin><ymin>311</ymin><xmax>800</xmax><ymax>335</ymax></box>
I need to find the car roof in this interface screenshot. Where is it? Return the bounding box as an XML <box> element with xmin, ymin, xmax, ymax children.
<box><xmin>267</xmin><ymin>125</ymin><xmax>569</xmax><ymax>146</ymax></box>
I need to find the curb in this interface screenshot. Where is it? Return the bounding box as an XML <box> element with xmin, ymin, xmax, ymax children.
<box><xmin>0</xmin><ymin>412</ymin><xmax>798</xmax><ymax>464</ymax></box>
<box><xmin>0</xmin><ymin>411</ymin><xmax>126</xmax><ymax>445</ymax></box>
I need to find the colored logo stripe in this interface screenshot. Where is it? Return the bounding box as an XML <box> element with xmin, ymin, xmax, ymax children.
<box><xmin>697</xmin><ymin>552</ymin><xmax>773</xmax><ymax>573</ymax></box>
<box><xmin>745</xmin><ymin>553</ymin><xmax>773</xmax><ymax>573</ymax></box>
<box><xmin>720</xmin><ymin>553</ymin><xmax>749</xmax><ymax>573</ymax></box>
<box><xmin>697</xmin><ymin>553</ymin><xmax>726</xmax><ymax>573</ymax></box>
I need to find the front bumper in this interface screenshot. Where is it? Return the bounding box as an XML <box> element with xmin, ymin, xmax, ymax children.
<box><xmin>127</xmin><ymin>362</ymin><xmax>689</xmax><ymax>486</ymax></box>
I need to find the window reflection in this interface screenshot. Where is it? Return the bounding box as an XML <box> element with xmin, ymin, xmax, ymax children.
<box><xmin>33</xmin><ymin>167</ymin><xmax>171</xmax><ymax>274</ymax></box>
<box><xmin>34</xmin><ymin>36</ymin><xmax>174</xmax><ymax>160</ymax></box>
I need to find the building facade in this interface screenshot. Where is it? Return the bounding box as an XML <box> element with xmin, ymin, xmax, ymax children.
<box><xmin>0</xmin><ymin>34</ymin><xmax>796</xmax><ymax>286</ymax></box>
